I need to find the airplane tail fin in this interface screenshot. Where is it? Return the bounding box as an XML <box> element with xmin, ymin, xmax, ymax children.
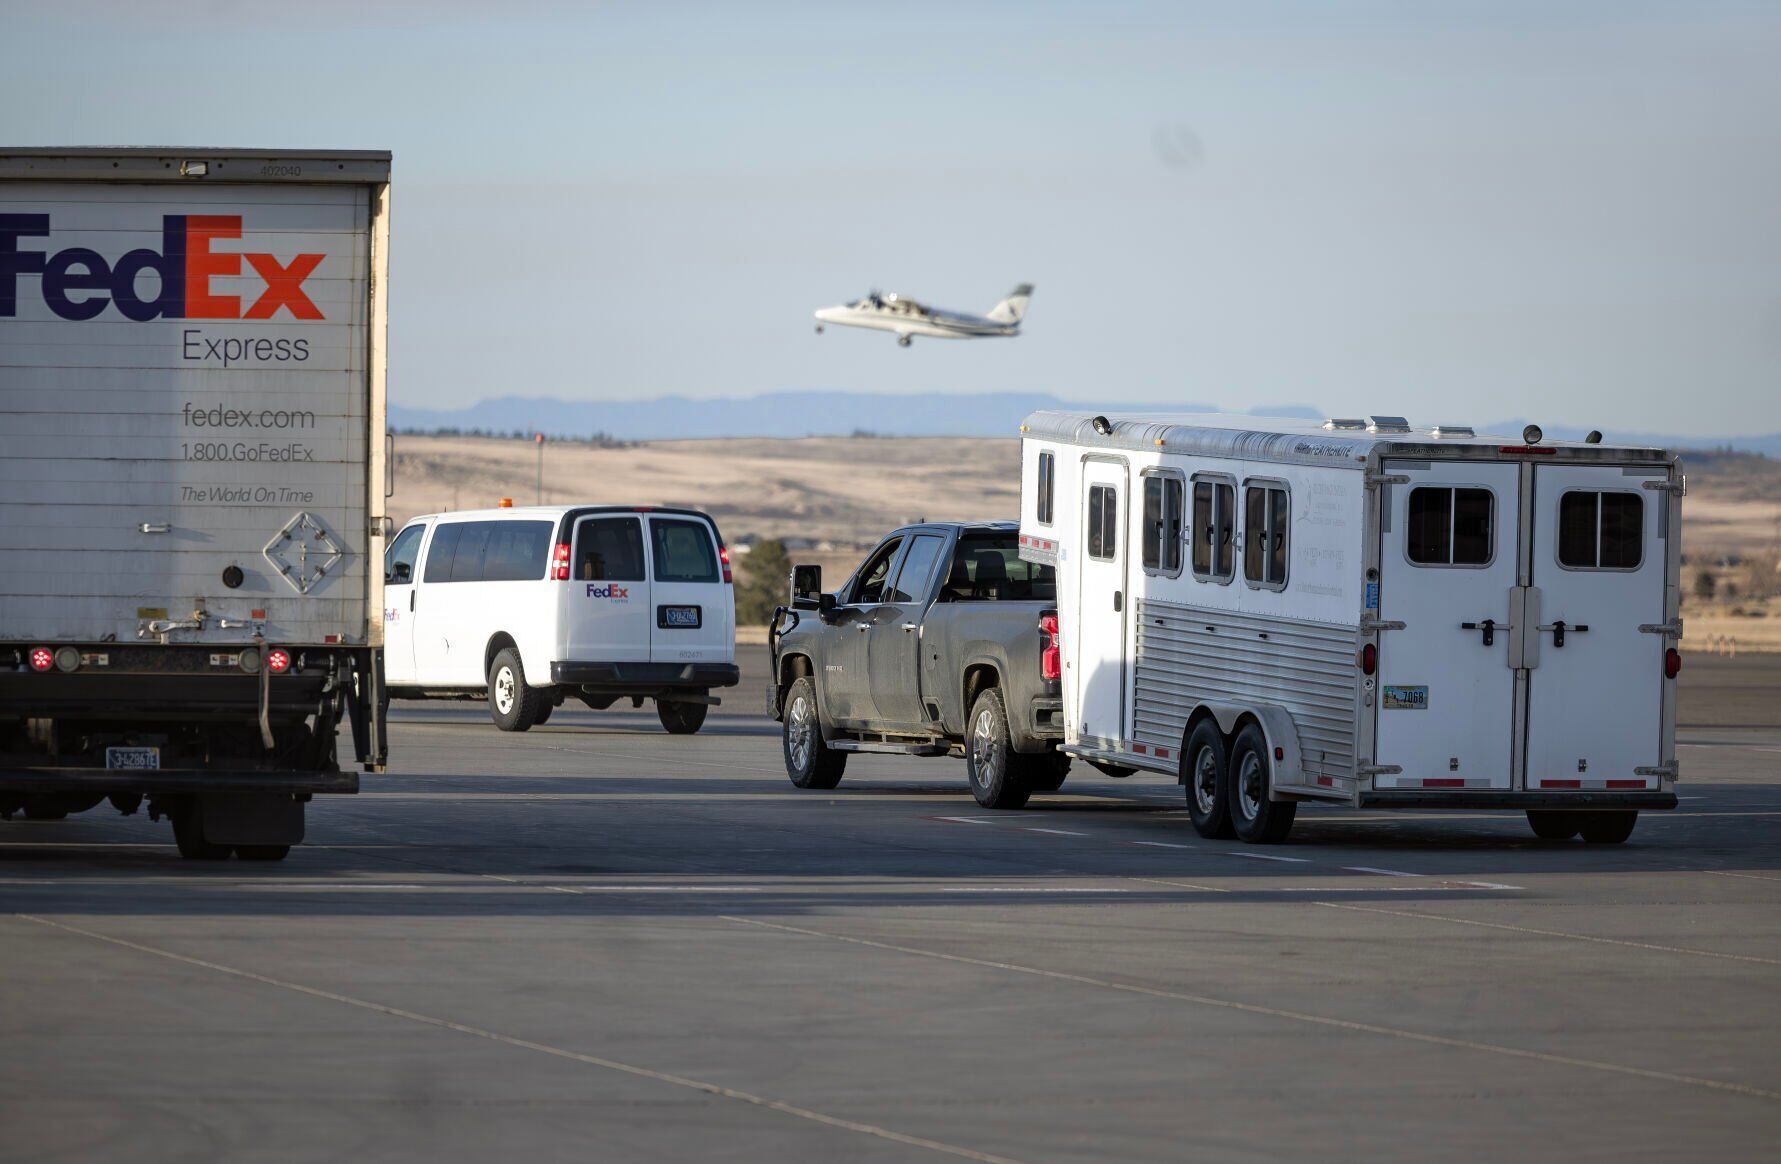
<box><xmin>985</xmin><ymin>283</ymin><xmax>1034</xmax><ymax>324</ymax></box>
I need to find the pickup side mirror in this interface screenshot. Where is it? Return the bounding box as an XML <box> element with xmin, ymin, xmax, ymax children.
<box><xmin>790</xmin><ymin>564</ymin><xmax>822</xmax><ymax>609</ymax></box>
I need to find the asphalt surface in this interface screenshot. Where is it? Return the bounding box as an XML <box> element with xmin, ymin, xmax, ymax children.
<box><xmin>3</xmin><ymin>648</ymin><xmax>1779</xmax><ymax>1162</ymax></box>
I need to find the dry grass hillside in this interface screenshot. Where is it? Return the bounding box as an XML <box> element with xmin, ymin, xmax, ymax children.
<box><xmin>389</xmin><ymin>435</ymin><xmax>1781</xmax><ymax>645</ymax></box>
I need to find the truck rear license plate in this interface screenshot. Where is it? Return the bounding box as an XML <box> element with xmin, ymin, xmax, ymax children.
<box><xmin>660</xmin><ymin>605</ymin><xmax>701</xmax><ymax>628</ymax></box>
<box><xmin>106</xmin><ymin>746</ymin><xmax>160</xmax><ymax>770</ymax></box>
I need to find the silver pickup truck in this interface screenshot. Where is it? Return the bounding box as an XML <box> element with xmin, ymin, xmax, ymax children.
<box><xmin>767</xmin><ymin>522</ymin><xmax>1067</xmax><ymax>807</ymax></box>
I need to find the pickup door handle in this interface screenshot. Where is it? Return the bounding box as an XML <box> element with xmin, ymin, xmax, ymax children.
<box><xmin>1537</xmin><ymin>621</ymin><xmax>1589</xmax><ymax>648</ymax></box>
<box><xmin>409</xmin><ymin>590</ymin><xmax>415</xmax><ymax>612</ymax></box>
<box><xmin>901</xmin><ymin>622</ymin><xmax>918</xmax><ymax>633</ymax></box>
<box><xmin>1459</xmin><ymin>618</ymin><xmax>1509</xmax><ymax>646</ymax></box>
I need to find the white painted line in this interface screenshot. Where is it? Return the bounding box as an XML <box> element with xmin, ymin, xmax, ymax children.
<box><xmin>1343</xmin><ymin>866</ymin><xmax>1424</xmax><ymax>878</ymax></box>
<box><xmin>1023</xmin><ymin>828</ymin><xmax>1090</xmax><ymax>837</ymax></box>
<box><xmin>934</xmin><ymin>816</ymin><xmax>998</xmax><ymax>826</ymax></box>
<box><xmin>1130</xmin><ymin>841</ymin><xmax>1196</xmax><ymax>850</ymax></box>
<box><xmin>1221</xmin><ymin>851</ymin><xmax>1309</xmax><ymax>863</ymax></box>
<box><xmin>939</xmin><ymin>887</ymin><xmax>1130</xmax><ymax>894</ymax></box>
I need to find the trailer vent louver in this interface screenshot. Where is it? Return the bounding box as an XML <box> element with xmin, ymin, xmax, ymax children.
<box><xmin>1430</xmin><ymin>425</ymin><xmax>1474</xmax><ymax>439</ymax></box>
<box><xmin>1323</xmin><ymin>418</ymin><xmax>1367</xmax><ymax>431</ymax></box>
<box><xmin>1366</xmin><ymin>416</ymin><xmax>1412</xmax><ymax>434</ymax></box>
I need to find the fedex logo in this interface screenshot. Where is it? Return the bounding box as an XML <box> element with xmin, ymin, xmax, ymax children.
<box><xmin>586</xmin><ymin>584</ymin><xmax>630</xmax><ymax>599</ymax></box>
<box><xmin>0</xmin><ymin>214</ymin><xmax>325</xmax><ymax>322</ymax></box>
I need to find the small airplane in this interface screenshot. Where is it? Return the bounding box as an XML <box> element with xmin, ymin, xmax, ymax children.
<box><xmin>813</xmin><ymin>284</ymin><xmax>1034</xmax><ymax>347</ymax></box>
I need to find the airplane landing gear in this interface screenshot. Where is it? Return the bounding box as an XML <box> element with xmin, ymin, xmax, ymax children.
<box><xmin>897</xmin><ymin>334</ymin><xmax>912</xmax><ymax>347</ymax></box>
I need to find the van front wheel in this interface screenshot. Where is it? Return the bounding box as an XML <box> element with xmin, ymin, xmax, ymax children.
<box><xmin>488</xmin><ymin>648</ymin><xmax>541</xmax><ymax>732</ymax></box>
<box><xmin>658</xmin><ymin>698</ymin><xmax>708</xmax><ymax>735</ymax></box>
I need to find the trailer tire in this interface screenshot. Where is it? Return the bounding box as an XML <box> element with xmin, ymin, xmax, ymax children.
<box><xmin>1182</xmin><ymin>720</ymin><xmax>1234</xmax><ymax>839</ymax></box>
<box><xmin>488</xmin><ymin>648</ymin><xmax>541</xmax><ymax>732</ymax></box>
<box><xmin>1578</xmin><ymin>812</ymin><xmax>1638</xmax><ymax>844</ymax></box>
<box><xmin>171</xmin><ymin>803</ymin><xmax>232</xmax><ymax>861</ymax></box>
<box><xmin>235</xmin><ymin>845</ymin><xmax>291</xmax><ymax>861</ymax></box>
<box><xmin>1027</xmin><ymin>751</ymin><xmax>1070</xmax><ymax>793</ymax></box>
<box><xmin>782</xmin><ymin>677</ymin><xmax>846</xmax><ymax>789</ymax></box>
<box><xmin>966</xmin><ymin>689</ymin><xmax>1032</xmax><ymax>810</ymax></box>
<box><xmin>658</xmin><ymin>699</ymin><xmax>708</xmax><ymax>735</ymax></box>
<box><xmin>1526</xmin><ymin>810</ymin><xmax>1582</xmax><ymax>840</ymax></box>
<box><xmin>1227</xmin><ymin>724</ymin><xmax>1296</xmax><ymax>844</ymax></box>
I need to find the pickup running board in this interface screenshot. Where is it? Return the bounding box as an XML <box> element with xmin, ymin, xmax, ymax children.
<box><xmin>830</xmin><ymin>739</ymin><xmax>950</xmax><ymax>757</ymax></box>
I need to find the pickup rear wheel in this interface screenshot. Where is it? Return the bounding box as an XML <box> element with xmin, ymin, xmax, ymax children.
<box><xmin>658</xmin><ymin>698</ymin><xmax>708</xmax><ymax>735</ymax></box>
<box><xmin>966</xmin><ymin>689</ymin><xmax>1032</xmax><ymax>810</ymax></box>
<box><xmin>782</xmin><ymin>677</ymin><xmax>846</xmax><ymax>789</ymax></box>
<box><xmin>488</xmin><ymin>648</ymin><xmax>540</xmax><ymax>732</ymax></box>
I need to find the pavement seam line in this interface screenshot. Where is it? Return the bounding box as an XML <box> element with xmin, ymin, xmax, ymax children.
<box><xmin>1702</xmin><ymin>870</ymin><xmax>1781</xmax><ymax>884</ymax></box>
<box><xmin>718</xmin><ymin>915</ymin><xmax>1781</xmax><ymax>1104</ymax></box>
<box><xmin>1312</xmin><ymin>902</ymin><xmax>1781</xmax><ymax>967</ymax></box>
<box><xmin>12</xmin><ymin>913</ymin><xmax>1025</xmax><ymax>1164</ymax></box>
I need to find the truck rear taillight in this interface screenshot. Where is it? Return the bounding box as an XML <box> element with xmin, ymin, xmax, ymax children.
<box><xmin>719</xmin><ymin>543</ymin><xmax>733</xmax><ymax>584</ymax></box>
<box><xmin>1357</xmin><ymin>643</ymin><xmax>1377</xmax><ymax>675</ymax></box>
<box><xmin>551</xmin><ymin>542</ymin><xmax>571</xmax><ymax>581</ymax></box>
<box><xmin>266</xmin><ymin>648</ymin><xmax>292</xmax><ymax>674</ymax></box>
<box><xmin>1039</xmin><ymin>611</ymin><xmax>1061</xmax><ymax>681</ymax></box>
<box><xmin>28</xmin><ymin>647</ymin><xmax>54</xmax><ymax>673</ymax></box>
<box><xmin>1665</xmin><ymin>647</ymin><xmax>1681</xmax><ymax>680</ymax></box>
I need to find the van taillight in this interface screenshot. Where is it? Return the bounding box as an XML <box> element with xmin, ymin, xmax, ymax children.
<box><xmin>551</xmin><ymin>542</ymin><xmax>571</xmax><ymax>581</ymax></box>
<box><xmin>1357</xmin><ymin>643</ymin><xmax>1377</xmax><ymax>675</ymax></box>
<box><xmin>1665</xmin><ymin>648</ymin><xmax>1681</xmax><ymax>679</ymax></box>
<box><xmin>719</xmin><ymin>543</ymin><xmax>733</xmax><ymax>584</ymax></box>
<box><xmin>28</xmin><ymin>647</ymin><xmax>53</xmax><ymax>673</ymax></box>
<box><xmin>1039</xmin><ymin>612</ymin><xmax>1061</xmax><ymax>681</ymax></box>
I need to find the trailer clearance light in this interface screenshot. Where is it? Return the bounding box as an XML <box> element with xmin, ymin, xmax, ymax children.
<box><xmin>1357</xmin><ymin>643</ymin><xmax>1377</xmax><ymax>675</ymax></box>
<box><xmin>29</xmin><ymin>647</ymin><xmax>54</xmax><ymax>672</ymax></box>
<box><xmin>1665</xmin><ymin>648</ymin><xmax>1682</xmax><ymax>679</ymax></box>
<box><xmin>266</xmin><ymin>648</ymin><xmax>292</xmax><ymax>674</ymax></box>
<box><xmin>551</xmin><ymin>542</ymin><xmax>571</xmax><ymax>581</ymax></box>
<box><xmin>719</xmin><ymin>543</ymin><xmax>733</xmax><ymax>584</ymax></box>
<box><xmin>1039</xmin><ymin>612</ymin><xmax>1062</xmax><ymax>681</ymax></box>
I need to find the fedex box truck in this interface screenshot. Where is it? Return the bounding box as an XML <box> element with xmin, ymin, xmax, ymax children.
<box><xmin>0</xmin><ymin>149</ymin><xmax>392</xmax><ymax>860</ymax></box>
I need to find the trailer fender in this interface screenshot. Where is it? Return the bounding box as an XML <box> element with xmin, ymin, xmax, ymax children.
<box><xmin>1189</xmin><ymin>702</ymin><xmax>1303</xmax><ymax>799</ymax></box>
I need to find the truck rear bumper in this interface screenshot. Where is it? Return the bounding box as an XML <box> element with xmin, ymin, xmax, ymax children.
<box><xmin>1029</xmin><ymin>696</ymin><xmax>1064</xmax><ymax>740</ymax></box>
<box><xmin>1358</xmin><ymin>791</ymin><xmax>1676</xmax><ymax>810</ymax></box>
<box><xmin>0</xmin><ymin>767</ymin><xmax>357</xmax><ymax>795</ymax></box>
<box><xmin>550</xmin><ymin>661</ymin><xmax>740</xmax><ymax>691</ymax></box>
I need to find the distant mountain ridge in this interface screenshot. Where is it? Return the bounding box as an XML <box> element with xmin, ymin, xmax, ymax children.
<box><xmin>388</xmin><ymin>392</ymin><xmax>1780</xmax><ymax>455</ymax></box>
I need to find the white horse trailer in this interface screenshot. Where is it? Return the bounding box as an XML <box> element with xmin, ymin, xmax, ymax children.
<box><xmin>1017</xmin><ymin>412</ymin><xmax>1682</xmax><ymax>845</ymax></box>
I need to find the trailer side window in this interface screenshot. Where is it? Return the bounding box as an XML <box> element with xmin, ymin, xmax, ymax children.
<box><xmin>1558</xmin><ymin>491</ymin><xmax>1643</xmax><ymax>570</ymax></box>
<box><xmin>1243</xmin><ymin>483</ymin><xmax>1289</xmax><ymax>589</ymax></box>
<box><xmin>1407</xmin><ymin>488</ymin><xmax>1493</xmax><ymax>567</ymax></box>
<box><xmin>1036</xmin><ymin>452</ymin><xmax>1055</xmax><ymax>525</ymax></box>
<box><xmin>1087</xmin><ymin>485</ymin><xmax>1117</xmax><ymax>561</ymax></box>
<box><xmin>1191</xmin><ymin>477</ymin><xmax>1235</xmax><ymax>582</ymax></box>
<box><xmin>1141</xmin><ymin>473</ymin><xmax>1184</xmax><ymax>575</ymax></box>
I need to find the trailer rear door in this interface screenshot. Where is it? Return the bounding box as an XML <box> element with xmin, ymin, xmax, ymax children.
<box><xmin>1374</xmin><ymin>461</ymin><xmax>1521</xmax><ymax>790</ymax></box>
<box><xmin>1523</xmin><ymin>466</ymin><xmax>1668</xmax><ymax>790</ymax></box>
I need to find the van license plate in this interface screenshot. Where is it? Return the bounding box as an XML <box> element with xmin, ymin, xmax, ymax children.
<box><xmin>106</xmin><ymin>746</ymin><xmax>160</xmax><ymax>770</ymax></box>
<box><xmin>660</xmin><ymin>605</ymin><xmax>701</xmax><ymax>628</ymax></box>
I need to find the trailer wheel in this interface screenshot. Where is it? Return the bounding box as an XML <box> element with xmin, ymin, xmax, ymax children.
<box><xmin>171</xmin><ymin>804</ymin><xmax>232</xmax><ymax>861</ymax></box>
<box><xmin>1578</xmin><ymin>812</ymin><xmax>1638</xmax><ymax>844</ymax></box>
<box><xmin>488</xmin><ymin>648</ymin><xmax>541</xmax><ymax>732</ymax></box>
<box><xmin>782</xmin><ymin>677</ymin><xmax>846</xmax><ymax>789</ymax></box>
<box><xmin>1227</xmin><ymin>724</ymin><xmax>1296</xmax><ymax>844</ymax></box>
<box><xmin>658</xmin><ymin>699</ymin><xmax>709</xmax><ymax>735</ymax></box>
<box><xmin>235</xmin><ymin>845</ymin><xmax>291</xmax><ymax>861</ymax></box>
<box><xmin>1027</xmin><ymin>751</ymin><xmax>1070</xmax><ymax>793</ymax></box>
<box><xmin>966</xmin><ymin>689</ymin><xmax>1032</xmax><ymax>810</ymax></box>
<box><xmin>1526</xmin><ymin>810</ymin><xmax>1582</xmax><ymax>840</ymax></box>
<box><xmin>1182</xmin><ymin>721</ymin><xmax>1235</xmax><ymax>839</ymax></box>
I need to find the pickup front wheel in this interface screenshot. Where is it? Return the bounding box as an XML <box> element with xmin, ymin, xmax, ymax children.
<box><xmin>782</xmin><ymin>677</ymin><xmax>846</xmax><ymax>789</ymax></box>
<box><xmin>966</xmin><ymin>689</ymin><xmax>1032</xmax><ymax>810</ymax></box>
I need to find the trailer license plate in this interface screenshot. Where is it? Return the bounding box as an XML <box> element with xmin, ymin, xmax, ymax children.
<box><xmin>661</xmin><ymin>605</ymin><xmax>701</xmax><ymax>628</ymax></box>
<box><xmin>106</xmin><ymin>746</ymin><xmax>160</xmax><ymax>770</ymax></box>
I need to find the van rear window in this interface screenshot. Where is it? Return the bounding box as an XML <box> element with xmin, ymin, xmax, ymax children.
<box><xmin>650</xmin><ymin>518</ymin><xmax>720</xmax><ymax>583</ymax></box>
<box><xmin>576</xmin><ymin>517</ymin><xmax>646</xmax><ymax>581</ymax></box>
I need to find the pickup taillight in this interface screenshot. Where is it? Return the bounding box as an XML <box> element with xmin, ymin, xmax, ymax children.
<box><xmin>1039</xmin><ymin>611</ymin><xmax>1061</xmax><ymax>681</ymax></box>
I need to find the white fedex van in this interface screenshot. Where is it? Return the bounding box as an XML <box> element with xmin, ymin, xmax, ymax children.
<box><xmin>382</xmin><ymin>505</ymin><xmax>738</xmax><ymax>733</ymax></box>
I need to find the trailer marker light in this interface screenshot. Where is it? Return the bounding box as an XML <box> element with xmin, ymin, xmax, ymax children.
<box><xmin>1133</xmin><ymin>744</ymin><xmax>1148</xmax><ymax>755</ymax></box>
<box><xmin>1665</xmin><ymin>648</ymin><xmax>1681</xmax><ymax>679</ymax></box>
<box><xmin>1541</xmin><ymin>779</ymin><xmax>1582</xmax><ymax>789</ymax></box>
<box><xmin>719</xmin><ymin>543</ymin><xmax>733</xmax><ymax>584</ymax></box>
<box><xmin>1606</xmin><ymin>779</ymin><xmax>1646</xmax><ymax>789</ymax></box>
<box><xmin>551</xmin><ymin>542</ymin><xmax>572</xmax><ymax>581</ymax></box>
<box><xmin>1498</xmin><ymin>445</ymin><xmax>1557</xmax><ymax>456</ymax></box>
<box><xmin>1274</xmin><ymin>746</ymin><xmax>1284</xmax><ymax>761</ymax></box>
<box><xmin>324</xmin><ymin>634</ymin><xmax>341</xmax><ymax>644</ymax></box>
<box><xmin>1357</xmin><ymin>643</ymin><xmax>1377</xmax><ymax>675</ymax></box>
<box><xmin>29</xmin><ymin>647</ymin><xmax>53</xmax><ymax>672</ymax></box>
<box><xmin>1423</xmin><ymin>778</ymin><xmax>1465</xmax><ymax>788</ymax></box>
<box><xmin>250</xmin><ymin>609</ymin><xmax>266</xmax><ymax>619</ymax></box>
<box><xmin>54</xmin><ymin>647</ymin><xmax>81</xmax><ymax>673</ymax></box>
<box><xmin>266</xmin><ymin>648</ymin><xmax>291</xmax><ymax>674</ymax></box>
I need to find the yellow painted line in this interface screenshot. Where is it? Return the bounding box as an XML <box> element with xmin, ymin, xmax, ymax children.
<box><xmin>722</xmin><ymin>916</ymin><xmax>1781</xmax><ymax>1104</ymax></box>
<box><xmin>13</xmin><ymin>914</ymin><xmax>1023</xmax><ymax>1164</ymax></box>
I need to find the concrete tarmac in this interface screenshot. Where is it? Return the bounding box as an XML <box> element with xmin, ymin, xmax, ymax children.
<box><xmin>2</xmin><ymin>648</ymin><xmax>1778</xmax><ymax>1162</ymax></box>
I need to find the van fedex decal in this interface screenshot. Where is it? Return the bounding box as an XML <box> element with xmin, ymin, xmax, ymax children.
<box><xmin>586</xmin><ymin>584</ymin><xmax>630</xmax><ymax>600</ymax></box>
<box><xmin>0</xmin><ymin>214</ymin><xmax>324</xmax><ymax>322</ymax></box>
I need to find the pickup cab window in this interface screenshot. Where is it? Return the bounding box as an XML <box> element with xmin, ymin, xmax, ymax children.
<box><xmin>887</xmin><ymin>534</ymin><xmax>947</xmax><ymax>603</ymax></box>
<box><xmin>851</xmin><ymin>537</ymin><xmax>904</xmax><ymax>604</ymax></box>
<box><xmin>940</xmin><ymin>536</ymin><xmax>1055</xmax><ymax>602</ymax></box>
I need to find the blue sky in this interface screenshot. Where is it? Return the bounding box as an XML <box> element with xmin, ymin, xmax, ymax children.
<box><xmin>6</xmin><ymin>1</ymin><xmax>1778</xmax><ymax>434</ymax></box>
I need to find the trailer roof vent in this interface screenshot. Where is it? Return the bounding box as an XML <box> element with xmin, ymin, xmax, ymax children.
<box><xmin>1430</xmin><ymin>425</ymin><xmax>1475</xmax><ymax>439</ymax></box>
<box><xmin>1322</xmin><ymin>418</ymin><xmax>1367</xmax><ymax>431</ymax></box>
<box><xmin>1367</xmin><ymin>415</ymin><xmax>1412</xmax><ymax>434</ymax></box>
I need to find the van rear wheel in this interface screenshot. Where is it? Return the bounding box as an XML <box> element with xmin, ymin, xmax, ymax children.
<box><xmin>1227</xmin><ymin>724</ymin><xmax>1296</xmax><ymax>844</ymax></box>
<box><xmin>1526</xmin><ymin>810</ymin><xmax>1581</xmax><ymax>840</ymax></box>
<box><xmin>1578</xmin><ymin>812</ymin><xmax>1638</xmax><ymax>844</ymax></box>
<box><xmin>488</xmin><ymin>648</ymin><xmax>540</xmax><ymax>732</ymax></box>
<box><xmin>658</xmin><ymin>698</ymin><xmax>708</xmax><ymax>735</ymax></box>
<box><xmin>782</xmin><ymin>676</ymin><xmax>846</xmax><ymax>789</ymax></box>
